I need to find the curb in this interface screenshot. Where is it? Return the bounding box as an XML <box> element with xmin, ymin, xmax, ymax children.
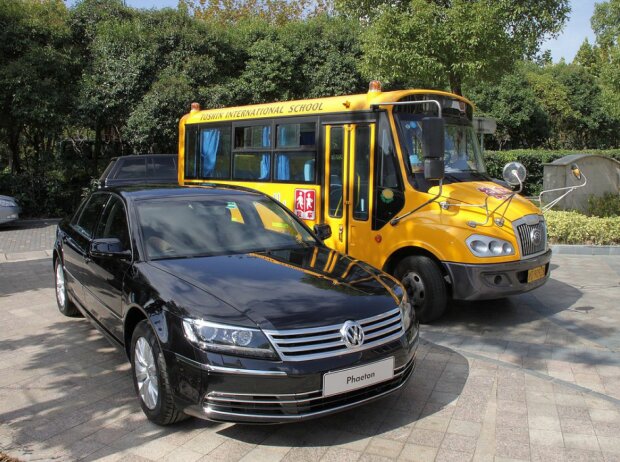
<box><xmin>551</xmin><ymin>244</ymin><xmax>620</xmax><ymax>256</ymax></box>
<box><xmin>0</xmin><ymin>250</ymin><xmax>52</xmax><ymax>264</ymax></box>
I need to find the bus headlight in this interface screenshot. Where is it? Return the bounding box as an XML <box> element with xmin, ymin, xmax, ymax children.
<box><xmin>466</xmin><ymin>235</ymin><xmax>514</xmax><ymax>258</ymax></box>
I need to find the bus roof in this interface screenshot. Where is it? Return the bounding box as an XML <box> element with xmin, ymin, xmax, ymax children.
<box><xmin>183</xmin><ymin>88</ymin><xmax>474</xmax><ymax>125</ymax></box>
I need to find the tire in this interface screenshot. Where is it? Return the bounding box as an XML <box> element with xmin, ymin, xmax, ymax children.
<box><xmin>130</xmin><ymin>320</ymin><xmax>188</xmax><ymax>425</ymax></box>
<box><xmin>54</xmin><ymin>259</ymin><xmax>81</xmax><ymax>317</ymax></box>
<box><xmin>395</xmin><ymin>256</ymin><xmax>447</xmax><ymax>323</ymax></box>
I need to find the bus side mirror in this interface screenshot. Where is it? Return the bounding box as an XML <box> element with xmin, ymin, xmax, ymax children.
<box><xmin>421</xmin><ymin>117</ymin><xmax>445</xmax><ymax>180</ymax></box>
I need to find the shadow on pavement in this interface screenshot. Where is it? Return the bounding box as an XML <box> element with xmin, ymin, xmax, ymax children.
<box><xmin>0</xmin><ymin>260</ymin><xmax>54</xmax><ymax>297</ymax></box>
<box><xmin>0</xmin><ymin>305</ymin><xmax>469</xmax><ymax>459</ymax></box>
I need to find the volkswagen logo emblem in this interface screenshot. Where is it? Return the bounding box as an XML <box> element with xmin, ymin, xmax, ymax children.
<box><xmin>530</xmin><ymin>228</ymin><xmax>542</xmax><ymax>246</ymax></box>
<box><xmin>340</xmin><ymin>320</ymin><xmax>364</xmax><ymax>349</ymax></box>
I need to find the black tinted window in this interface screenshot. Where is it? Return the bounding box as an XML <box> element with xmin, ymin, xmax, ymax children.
<box><xmin>150</xmin><ymin>156</ymin><xmax>177</xmax><ymax>179</ymax></box>
<box><xmin>75</xmin><ymin>194</ymin><xmax>109</xmax><ymax>237</ymax></box>
<box><xmin>114</xmin><ymin>158</ymin><xmax>146</xmax><ymax>179</ymax></box>
<box><xmin>95</xmin><ymin>196</ymin><xmax>130</xmax><ymax>250</ymax></box>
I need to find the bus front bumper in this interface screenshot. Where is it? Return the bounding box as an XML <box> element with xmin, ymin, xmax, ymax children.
<box><xmin>445</xmin><ymin>249</ymin><xmax>552</xmax><ymax>301</ymax></box>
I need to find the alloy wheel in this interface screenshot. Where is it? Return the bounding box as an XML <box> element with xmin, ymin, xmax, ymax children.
<box><xmin>134</xmin><ymin>337</ymin><xmax>159</xmax><ymax>410</ymax></box>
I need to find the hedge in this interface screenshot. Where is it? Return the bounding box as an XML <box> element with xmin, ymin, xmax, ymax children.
<box><xmin>483</xmin><ymin>149</ymin><xmax>620</xmax><ymax>196</ymax></box>
<box><xmin>544</xmin><ymin>210</ymin><xmax>620</xmax><ymax>245</ymax></box>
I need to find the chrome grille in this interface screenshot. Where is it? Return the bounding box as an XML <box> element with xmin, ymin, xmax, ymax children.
<box><xmin>203</xmin><ymin>353</ymin><xmax>415</xmax><ymax>420</ymax></box>
<box><xmin>514</xmin><ymin>215</ymin><xmax>547</xmax><ymax>258</ymax></box>
<box><xmin>264</xmin><ymin>307</ymin><xmax>404</xmax><ymax>361</ymax></box>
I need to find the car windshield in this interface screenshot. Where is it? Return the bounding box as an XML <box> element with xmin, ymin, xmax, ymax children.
<box><xmin>136</xmin><ymin>193</ymin><xmax>317</xmax><ymax>260</ymax></box>
<box><xmin>396</xmin><ymin>115</ymin><xmax>486</xmax><ymax>175</ymax></box>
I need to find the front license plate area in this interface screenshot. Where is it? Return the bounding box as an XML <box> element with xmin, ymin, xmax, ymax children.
<box><xmin>323</xmin><ymin>357</ymin><xmax>394</xmax><ymax>397</ymax></box>
<box><xmin>527</xmin><ymin>265</ymin><xmax>546</xmax><ymax>283</ymax></box>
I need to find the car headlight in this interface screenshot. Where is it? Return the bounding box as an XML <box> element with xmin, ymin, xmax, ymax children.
<box><xmin>182</xmin><ymin>318</ymin><xmax>278</xmax><ymax>360</ymax></box>
<box><xmin>466</xmin><ymin>234</ymin><xmax>515</xmax><ymax>258</ymax></box>
<box><xmin>398</xmin><ymin>291</ymin><xmax>415</xmax><ymax>331</ymax></box>
<box><xmin>0</xmin><ymin>199</ymin><xmax>16</xmax><ymax>207</ymax></box>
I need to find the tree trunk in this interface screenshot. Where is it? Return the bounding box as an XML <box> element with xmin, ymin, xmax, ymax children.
<box><xmin>7</xmin><ymin>126</ymin><xmax>21</xmax><ymax>174</ymax></box>
<box><xmin>93</xmin><ymin>121</ymin><xmax>102</xmax><ymax>177</ymax></box>
<box><xmin>448</xmin><ymin>73</ymin><xmax>463</xmax><ymax>96</ymax></box>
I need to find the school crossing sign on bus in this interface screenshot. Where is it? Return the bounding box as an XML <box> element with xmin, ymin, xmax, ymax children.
<box><xmin>295</xmin><ymin>189</ymin><xmax>315</xmax><ymax>220</ymax></box>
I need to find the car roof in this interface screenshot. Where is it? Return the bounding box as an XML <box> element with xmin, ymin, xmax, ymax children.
<box><xmin>108</xmin><ymin>154</ymin><xmax>176</xmax><ymax>161</ymax></box>
<box><xmin>105</xmin><ymin>184</ymin><xmax>265</xmax><ymax>201</ymax></box>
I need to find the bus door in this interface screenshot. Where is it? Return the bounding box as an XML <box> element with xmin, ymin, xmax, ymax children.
<box><xmin>323</xmin><ymin>124</ymin><xmax>375</xmax><ymax>262</ymax></box>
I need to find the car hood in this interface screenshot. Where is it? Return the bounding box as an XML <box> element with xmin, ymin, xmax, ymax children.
<box><xmin>148</xmin><ymin>246</ymin><xmax>402</xmax><ymax>331</ymax></box>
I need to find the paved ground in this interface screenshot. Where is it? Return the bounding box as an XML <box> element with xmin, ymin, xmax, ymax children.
<box><xmin>1</xmin><ymin>223</ymin><xmax>620</xmax><ymax>461</ymax></box>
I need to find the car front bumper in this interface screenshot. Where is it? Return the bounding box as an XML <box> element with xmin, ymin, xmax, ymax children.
<box><xmin>445</xmin><ymin>249</ymin><xmax>552</xmax><ymax>301</ymax></box>
<box><xmin>172</xmin><ymin>328</ymin><xmax>418</xmax><ymax>424</ymax></box>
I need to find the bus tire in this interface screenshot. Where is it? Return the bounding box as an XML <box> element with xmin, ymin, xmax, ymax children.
<box><xmin>395</xmin><ymin>256</ymin><xmax>447</xmax><ymax>323</ymax></box>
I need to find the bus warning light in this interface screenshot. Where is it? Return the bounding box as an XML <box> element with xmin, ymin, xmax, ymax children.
<box><xmin>191</xmin><ymin>102</ymin><xmax>201</xmax><ymax>112</ymax></box>
<box><xmin>368</xmin><ymin>81</ymin><xmax>382</xmax><ymax>93</ymax></box>
<box><xmin>375</xmin><ymin>235</ymin><xmax>382</xmax><ymax>243</ymax></box>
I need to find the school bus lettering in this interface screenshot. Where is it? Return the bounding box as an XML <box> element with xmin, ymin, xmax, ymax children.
<box><xmin>180</xmin><ymin>81</ymin><xmax>551</xmax><ymax>323</ymax></box>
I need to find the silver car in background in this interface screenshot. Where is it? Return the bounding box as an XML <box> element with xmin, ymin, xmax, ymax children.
<box><xmin>0</xmin><ymin>195</ymin><xmax>20</xmax><ymax>225</ymax></box>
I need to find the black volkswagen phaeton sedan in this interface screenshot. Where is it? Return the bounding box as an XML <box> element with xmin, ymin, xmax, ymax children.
<box><xmin>53</xmin><ymin>185</ymin><xmax>418</xmax><ymax>424</ymax></box>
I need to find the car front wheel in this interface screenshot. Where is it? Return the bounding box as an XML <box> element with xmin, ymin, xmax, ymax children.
<box><xmin>130</xmin><ymin>320</ymin><xmax>187</xmax><ymax>425</ymax></box>
<box><xmin>54</xmin><ymin>260</ymin><xmax>81</xmax><ymax>317</ymax></box>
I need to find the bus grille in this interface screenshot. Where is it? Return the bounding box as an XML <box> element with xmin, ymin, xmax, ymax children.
<box><xmin>264</xmin><ymin>307</ymin><xmax>404</xmax><ymax>362</ymax></box>
<box><xmin>514</xmin><ymin>215</ymin><xmax>547</xmax><ymax>257</ymax></box>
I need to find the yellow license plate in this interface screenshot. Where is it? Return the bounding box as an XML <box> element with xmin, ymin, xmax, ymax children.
<box><xmin>527</xmin><ymin>265</ymin><xmax>546</xmax><ymax>283</ymax></box>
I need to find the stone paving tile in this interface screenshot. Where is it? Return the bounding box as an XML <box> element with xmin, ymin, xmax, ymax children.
<box><xmin>1</xmin><ymin>253</ymin><xmax>620</xmax><ymax>461</ymax></box>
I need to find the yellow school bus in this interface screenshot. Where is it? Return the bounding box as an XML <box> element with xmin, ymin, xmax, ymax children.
<box><xmin>178</xmin><ymin>82</ymin><xmax>551</xmax><ymax>322</ymax></box>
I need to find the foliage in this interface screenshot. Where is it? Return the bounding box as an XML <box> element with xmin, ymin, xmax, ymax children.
<box><xmin>468</xmin><ymin>61</ymin><xmax>620</xmax><ymax>150</ymax></box>
<box><xmin>483</xmin><ymin>150</ymin><xmax>620</xmax><ymax>196</ymax></box>
<box><xmin>182</xmin><ymin>0</ymin><xmax>330</xmax><ymax>25</ymax></box>
<box><xmin>544</xmin><ymin>210</ymin><xmax>620</xmax><ymax>245</ymax></box>
<box><xmin>587</xmin><ymin>193</ymin><xmax>620</xmax><ymax>218</ymax></box>
<box><xmin>346</xmin><ymin>0</ymin><xmax>570</xmax><ymax>94</ymax></box>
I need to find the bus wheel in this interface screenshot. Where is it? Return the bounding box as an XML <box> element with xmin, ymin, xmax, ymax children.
<box><xmin>395</xmin><ymin>256</ymin><xmax>447</xmax><ymax>323</ymax></box>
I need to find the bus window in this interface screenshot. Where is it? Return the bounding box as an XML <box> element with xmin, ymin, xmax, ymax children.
<box><xmin>277</xmin><ymin>123</ymin><xmax>316</xmax><ymax>148</ymax></box>
<box><xmin>233</xmin><ymin>125</ymin><xmax>271</xmax><ymax>180</ymax></box>
<box><xmin>373</xmin><ymin>115</ymin><xmax>404</xmax><ymax>229</ymax></box>
<box><xmin>353</xmin><ymin>126</ymin><xmax>371</xmax><ymax>221</ymax></box>
<box><xmin>274</xmin><ymin>122</ymin><xmax>317</xmax><ymax>182</ymax></box>
<box><xmin>185</xmin><ymin>126</ymin><xmax>199</xmax><ymax>178</ymax></box>
<box><xmin>185</xmin><ymin>125</ymin><xmax>232</xmax><ymax>179</ymax></box>
<box><xmin>328</xmin><ymin>127</ymin><xmax>344</xmax><ymax>218</ymax></box>
<box><xmin>274</xmin><ymin>152</ymin><xmax>316</xmax><ymax>182</ymax></box>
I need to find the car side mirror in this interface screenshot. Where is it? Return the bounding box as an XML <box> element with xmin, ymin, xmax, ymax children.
<box><xmin>90</xmin><ymin>238</ymin><xmax>131</xmax><ymax>259</ymax></box>
<box><xmin>313</xmin><ymin>224</ymin><xmax>332</xmax><ymax>241</ymax></box>
<box><xmin>421</xmin><ymin>117</ymin><xmax>445</xmax><ymax>181</ymax></box>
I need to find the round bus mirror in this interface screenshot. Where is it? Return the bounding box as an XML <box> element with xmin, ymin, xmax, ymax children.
<box><xmin>570</xmin><ymin>163</ymin><xmax>582</xmax><ymax>180</ymax></box>
<box><xmin>502</xmin><ymin>162</ymin><xmax>527</xmax><ymax>187</ymax></box>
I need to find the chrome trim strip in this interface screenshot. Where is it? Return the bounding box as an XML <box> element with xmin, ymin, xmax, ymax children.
<box><xmin>174</xmin><ymin>353</ymin><xmax>287</xmax><ymax>376</ymax></box>
<box><xmin>273</xmin><ymin>332</ymin><xmax>342</xmax><ymax>345</ymax></box>
<box><xmin>264</xmin><ymin>307</ymin><xmax>401</xmax><ymax>336</ymax></box>
<box><xmin>264</xmin><ymin>307</ymin><xmax>404</xmax><ymax>362</ymax></box>
<box><xmin>204</xmin><ymin>361</ymin><xmax>415</xmax><ymax>422</ymax></box>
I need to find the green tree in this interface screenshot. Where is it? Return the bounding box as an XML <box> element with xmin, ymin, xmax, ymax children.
<box><xmin>0</xmin><ymin>0</ymin><xmax>76</xmax><ymax>173</ymax></box>
<box><xmin>340</xmin><ymin>0</ymin><xmax>570</xmax><ymax>95</ymax></box>
<box><xmin>466</xmin><ymin>66</ymin><xmax>549</xmax><ymax>149</ymax></box>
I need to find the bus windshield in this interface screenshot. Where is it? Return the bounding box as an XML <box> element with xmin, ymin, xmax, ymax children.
<box><xmin>396</xmin><ymin>114</ymin><xmax>486</xmax><ymax>175</ymax></box>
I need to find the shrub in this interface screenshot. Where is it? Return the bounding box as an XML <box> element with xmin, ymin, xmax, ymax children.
<box><xmin>544</xmin><ymin>210</ymin><xmax>620</xmax><ymax>245</ymax></box>
<box><xmin>483</xmin><ymin>149</ymin><xmax>620</xmax><ymax>196</ymax></box>
<box><xmin>587</xmin><ymin>193</ymin><xmax>620</xmax><ymax>218</ymax></box>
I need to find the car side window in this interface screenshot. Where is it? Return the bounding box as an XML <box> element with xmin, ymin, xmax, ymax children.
<box><xmin>95</xmin><ymin>196</ymin><xmax>130</xmax><ymax>251</ymax></box>
<box><xmin>74</xmin><ymin>194</ymin><xmax>110</xmax><ymax>238</ymax></box>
